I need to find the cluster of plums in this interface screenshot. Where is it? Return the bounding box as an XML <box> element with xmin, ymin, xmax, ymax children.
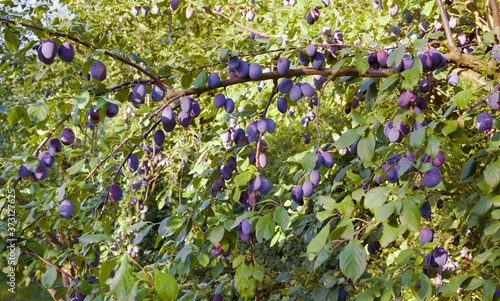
<box><xmin>37</xmin><ymin>39</ymin><xmax>106</xmax><ymax>81</ymax></box>
<box><xmin>160</xmin><ymin>95</ymin><xmax>201</xmax><ymax>131</ymax></box>
<box><xmin>235</xmin><ymin>176</ymin><xmax>271</xmax><ymax>211</ymax></box>
<box><xmin>305</xmin><ymin>1</ymin><xmax>330</xmax><ymax>25</ymax></box>
<box><xmin>291</xmin><ymin>152</ymin><xmax>333</xmax><ymax>206</ymax></box>
<box><xmin>19</xmin><ymin>136</ymin><xmax>65</xmax><ymax>182</ymax></box>
<box><xmin>233</xmin><ymin>218</ymin><xmax>254</xmax><ymax>242</ymax></box>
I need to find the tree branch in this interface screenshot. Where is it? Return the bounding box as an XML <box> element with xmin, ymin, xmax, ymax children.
<box><xmin>165</xmin><ymin>67</ymin><xmax>393</xmax><ymax>99</ymax></box>
<box><xmin>0</xmin><ymin>17</ymin><xmax>168</xmax><ymax>91</ymax></box>
<box><xmin>21</xmin><ymin>204</ymin><xmax>58</xmax><ymax>233</ymax></box>
<box><xmin>436</xmin><ymin>0</ymin><xmax>459</xmax><ymax>51</ymax></box>
<box><xmin>200</xmin><ymin>5</ymin><xmax>280</xmax><ymax>39</ymax></box>
<box><xmin>21</xmin><ymin>250</ymin><xmax>78</xmax><ymax>283</ymax></box>
<box><xmin>489</xmin><ymin>0</ymin><xmax>500</xmax><ymax>43</ymax></box>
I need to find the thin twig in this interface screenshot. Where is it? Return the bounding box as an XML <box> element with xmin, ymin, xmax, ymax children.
<box><xmin>200</xmin><ymin>5</ymin><xmax>280</xmax><ymax>39</ymax></box>
<box><xmin>21</xmin><ymin>250</ymin><xmax>78</xmax><ymax>283</ymax></box>
<box><xmin>316</xmin><ymin>76</ymin><xmax>336</xmax><ymax>149</ymax></box>
<box><xmin>21</xmin><ymin>204</ymin><xmax>58</xmax><ymax>233</ymax></box>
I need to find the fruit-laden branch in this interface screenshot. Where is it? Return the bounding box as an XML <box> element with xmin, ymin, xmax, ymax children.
<box><xmin>0</xmin><ymin>17</ymin><xmax>168</xmax><ymax>92</ymax></box>
<box><xmin>98</xmin><ymin>118</ymin><xmax>163</xmax><ymax>219</ymax></box>
<box><xmin>436</xmin><ymin>0</ymin><xmax>458</xmax><ymax>51</ymax></box>
<box><xmin>2</xmin><ymin>111</ymin><xmax>71</xmax><ymax>215</ymax></box>
<box><xmin>200</xmin><ymin>5</ymin><xmax>280</xmax><ymax>39</ymax></box>
<box><xmin>85</xmin><ymin>96</ymin><xmax>181</xmax><ymax>182</ymax></box>
<box><xmin>21</xmin><ymin>250</ymin><xmax>78</xmax><ymax>283</ymax></box>
<box><xmin>166</xmin><ymin>67</ymin><xmax>393</xmax><ymax>99</ymax></box>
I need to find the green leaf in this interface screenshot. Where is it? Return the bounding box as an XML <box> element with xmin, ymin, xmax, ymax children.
<box><xmin>380</xmin><ymin>221</ymin><xmax>399</xmax><ymax>247</ymax></box>
<box><xmin>198</xmin><ymin>252</ymin><xmax>210</xmax><ymax>266</ymax></box>
<box><xmin>422</xmin><ymin>1</ymin><xmax>435</xmax><ymax>16</ymax></box>
<box><xmin>460</xmin><ymin>156</ymin><xmax>476</xmax><ymax>183</ymax></box>
<box><xmin>396</xmin><ymin>249</ymin><xmax>414</xmax><ymax>266</ymax></box>
<box><xmin>335</xmin><ymin>129</ymin><xmax>359</xmax><ymax>149</ymax></box>
<box><xmin>4</xmin><ymin>26</ymin><xmax>20</xmax><ymax>52</ymax></box>
<box><xmin>442</xmin><ymin>120</ymin><xmax>457</xmax><ymax>136</ymax></box>
<box><xmin>413</xmin><ymin>38</ymin><xmax>428</xmax><ymax>51</ymax></box>
<box><xmin>401</xmin><ymin>67</ymin><xmax>420</xmax><ymax>87</ymax></box>
<box><xmin>234</xmin><ymin>171</ymin><xmax>254</xmax><ymax>186</ymax></box>
<box><xmin>386</xmin><ymin>45</ymin><xmax>406</xmax><ymax>67</ymax></box>
<box><xmin>28</xmin><ymin>100</ymin><xmax>50</xmax><ymax>122</ymax></box>
<box><xmin>353</xmin><ymin>55</ymin><xmax>370</xmax><ymax>75</ymax></box>
<box><xmin>374</xmin><ymin>203</ymin><xmax>395</xmax><ymax>222</ymax></box>
<box><xmin>409</xmin><ymin>127</ymin><xmax>426</xmax><ymax>149</ymax></box>
<box><xmin>154</xmin><ymin>270</ymin><xmax>179</xmax><ymax>301</ymax></box>
<box><xmin>134</xmin><ymin>225</ymin><xmax>153</xmax><ymax>245</ymax></box>
<box><xmin>67</xmin><ymin>159</ymin><xmax>85</xmax><ymax>175</ymax></box>
<box><xmin>339</xmin><ymin>240</ymin><xmax>367</xmax><ymax>281</ymax></box>
<box><xmin>209</xmin><ymin>225</ymin><xmax>225</xmax><ymax>244</ymax></box>
<box><xmin>75</xmin><ymin>90</ymin><xmax>90</xmax><ymax>109</ymax></box>
<box><xmin>452</xmin><ymin>89</ymin><xmax>473</xmax><ymax>108</ymax></box>
<box><xmin>193</xmin><ymin>70</ymin><xmax>208</xmax><ymax>88</ymax></box>
<box><xmin>364</xmin><ymin>187</ymin><xmax>393</xmax><ymax>209</ymax></box>
<box><xmin>307</xmin><ymin>223</ymin><xmax>330</xmax><ymax>254</ymax></box>
<box><xmin>483</xmin><ymin>278</ymin><xmax>495</xmax><ymax>301</ymax></box>
<box><xmin>166</xmin><ymin>216</ymin><xmax>184</xmax><ymax>230</ymax></box>
<box><xmin>301</xmin><ymin>152</ymin><xmax>317</xmax><ymax>172</ymax></box>
<box><xmin>41</xmin><ymin>266</ymin><xmax>57</xmax><ymax>287</ymax></box>
<box><xmin>101</xmin><ymin>258</ymin><xmax>118</xmax><ymax>287</ymax></box>
<box><xmin>440</xmin><ymin>275</ymin><xmax>471</xmax><ymax>297</ymax></box>
<box><xmin>358</xmin><ymin>132</ymin><xmax>375</xmax><ymax>162</ymax></box>
<box><xmin>273</xmin><ymin>206</ymin><xmax>290</xmax><ymax>230</ymax></box>
<box><xmin>79</xmin><ymin>234</ymin><xmax>115</xmax><ymax>243</ymax></box>
<box><xmin>471</xmin><ymin>196</ymin><xmax>492</xmax><ymax>215</ymax></box>
<box><xmin>256</xmin><ymin>213</ymin><xmax>275</xmax><ymax>243</ymax></box>
<box><xmin>379</xmin><ymin>74</ymin><xmax>399</xmax><ymax>91</ymax></box>
<box><xmin>484</xmin><ymin>161</ymin><xmax>500</xmax><ymax>188</ymax></box>
<box><xmin>110</xmin><ymin>256</ymin><xmax>134</xmax><ymax>300</ymax></box>
<box><xmin>8</xmin><ymin>106</ymin><xmax>24</xmax><ymax>125</ymax></box>
<box><xmin>400</xmin><ymin>197</ymin><xmax>421</xmax><ymax>231</ymax></box>
<box><xmin>425</xmin><ymin>135</ymin><xmax>440</xmax><ymax>158</ymax></box>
